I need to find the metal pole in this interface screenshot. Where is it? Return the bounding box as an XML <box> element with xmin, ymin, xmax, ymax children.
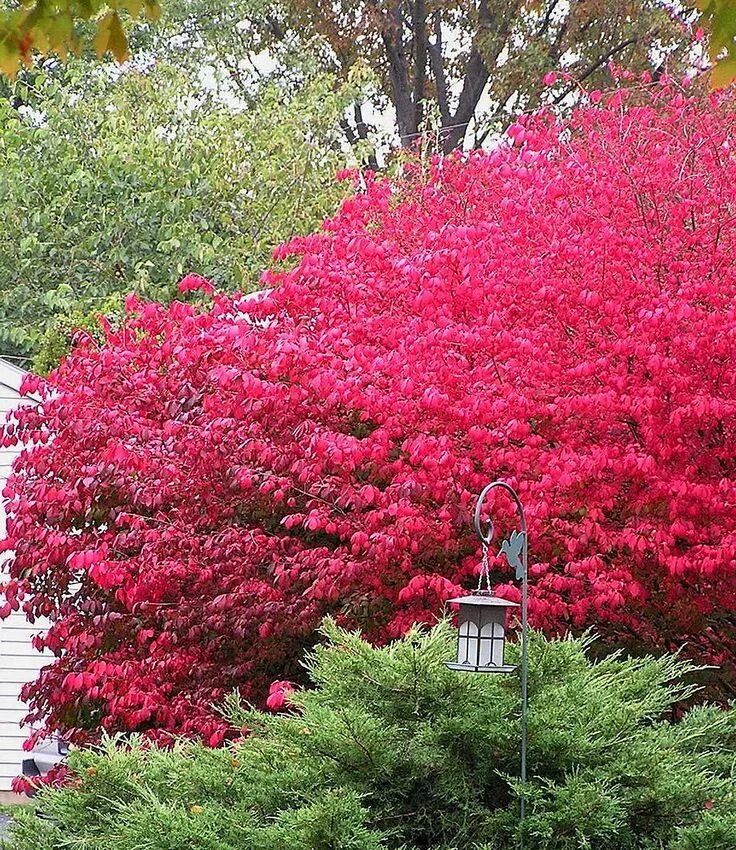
<box><xmin>520</xmin><ymin>525</ymin><xmax>528</xmax><ymax>832</ymax></box>
<box><xmin>474</xmin><ymin>481</ymin><xmax>528</xmax><ymax>847</ymax></box>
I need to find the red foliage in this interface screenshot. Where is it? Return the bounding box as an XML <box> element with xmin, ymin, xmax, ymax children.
<box><xmin>11</xmin><ymin>762</ymin><xmax>70</xmax><ymax>796</ymax></box>
<box><xmin>265</xmin><ymin>680</ymin><xmax>295</xmax><ymax>712</ymax></box>
<box><xmin>3</xmin><ymin>86</ymin><xmax>736</xmax><ymax>742</ymax></box>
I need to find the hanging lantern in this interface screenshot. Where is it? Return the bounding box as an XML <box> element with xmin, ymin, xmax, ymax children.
<box><xmin>445</xmin><ymin>480</ymin><xmax>530</xmax><ymax>832</ymax></box>
<box><xmin>445</xmin><ymin>594</ymin><xmax>518</xmax><ymax>673</ymax></box>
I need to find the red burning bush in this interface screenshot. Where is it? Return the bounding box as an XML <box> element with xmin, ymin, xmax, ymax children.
<box><xmin>3</xmin><ymin>85</ymin><xmax>736</xmax><ymax>742</ymax></box>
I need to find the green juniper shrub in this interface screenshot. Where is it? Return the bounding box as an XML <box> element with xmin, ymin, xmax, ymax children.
<box><xmin>8</xmin><ymin>620</ymin><xmax>736</xmax><ymax>850</ymax></box>
<box><xmin>671</xmin><ymin>811</ymin><xmax>736</xmax><ymax>850</ymax></box>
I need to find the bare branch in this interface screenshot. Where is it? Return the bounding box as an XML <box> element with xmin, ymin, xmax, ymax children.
<box><xmin>537</xmin><ymin>0</ymin><xmax>561</xmax><ymax>38</ymax></box>
<box><xmin>552</xmin><ymin>37</ymin><xmax>638</xmax><ymax>105</ymax></box>
<box><xmin>354</xmin><ymin>102</ymin><xmax>379</xmax><ymax>171</ymax></box>
<box><xmin>341</xmin><ymin>104</ymin><xmax>379</xmax><ymax>172</ymax></box>
<box><xmin>340</xmin><ymin>117</ymin><xmax>359</xmax><ymax>147</ymax></box>
<box><xmin>354</xmin><ymin>102</ymin><xmax>371</xmax><ymax>140</ymax></box>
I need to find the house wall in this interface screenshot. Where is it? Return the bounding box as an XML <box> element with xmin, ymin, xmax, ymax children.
<box><xmin>0</xmin><ymin>361</ymin><xmax>50</xmax><ymax>791</ymax></box>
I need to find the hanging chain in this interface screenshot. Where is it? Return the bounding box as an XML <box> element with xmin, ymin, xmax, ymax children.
<box><xmin>476</xmin><ymin>541</ymin><xmax>492</xmax><ymax>594</ymax></box>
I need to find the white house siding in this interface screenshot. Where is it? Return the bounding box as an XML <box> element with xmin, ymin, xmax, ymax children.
<box><xmin>0</xmin><ymin>359</ymin><xmax>50</xmax><ymax>791</ymax></box>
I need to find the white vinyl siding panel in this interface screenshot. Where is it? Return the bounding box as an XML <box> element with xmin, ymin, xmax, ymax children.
<box><xmin>0</xmin><ymin>362</ymin><xmax>50</xmax><ymax>790</ymax></box>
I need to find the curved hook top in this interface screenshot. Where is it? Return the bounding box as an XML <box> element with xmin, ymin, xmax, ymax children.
<box><xmin>473</xmin><ymin>480</ymin><xmax>527</xmax><ymax>546</ymax></box>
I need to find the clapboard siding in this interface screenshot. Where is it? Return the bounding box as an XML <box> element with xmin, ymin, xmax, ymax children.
<box><xmin>0</xmin><ymin>359</ymin><xmax>50</xmax><ymax>790</ymax></box>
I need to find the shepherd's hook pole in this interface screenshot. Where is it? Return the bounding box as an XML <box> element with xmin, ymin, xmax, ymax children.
<box><xmin>474</xmin><ymin>481</ymin><xmax>528</xmax><ymax>847</ymax></box>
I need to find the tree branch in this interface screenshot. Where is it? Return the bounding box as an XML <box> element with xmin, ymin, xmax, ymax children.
<box><xmin>340</xmin><ymin>117</ymin><xmax>359</xmax><ymax>148</ymax></box>
<box><xmin>354</xmin><ymin>102</ymin><xmax>379</xmax><ymax>171</ymax></box>
<box><xmin>340</xmin><ymin>104</ymin><xmax>379</xmax><ymax>172</ymax></box>
<box><xmin>427</xmin><ymin>10</ymin><xmax>450</xmax><ymax>125</ymax></box>
<box><xmin>375</xmin><ymin>0</ymin><xmax>416</xmax><ymax>145</ymax></box>
<box><xmin>474</xmin><ymin>89</ymin><xmax>516</xmax><ymax>147</ymax></box>
<box><xmin>264</xmin><ymin>13</ymin><xmax>286</xmax><ymax>42</ymax></box>
<box><xmin>354</xmin><ymin>102</ymin><xmax>371</xmax><ymax>140</ymax></box>
<box><xmin>442</xmin><ymin>0</ymin><xmax>508</xmax><ymax>153</ymax></box>
<box><xmin>552</xmin><ymin>37</ymin><xmax>638</xmax><ymax>105</ymax></box>
<box><xmin>412</xmin><ymin>0</ymin><xmax>427</xmax><ymax>131</ymax></box>
<box><xmin>537</xmin><ymin>0</ymin><xmax>561</xmax><ymax>38</ymax></box>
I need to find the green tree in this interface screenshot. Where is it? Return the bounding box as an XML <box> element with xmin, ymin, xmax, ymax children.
<box><xmin>9</xmin><ymin>621</ymin><xmax>736</xmax><ymax>850</ymax></box>
<box><xmin>0</xmin><ymin>61</ymin><xmax>358</xmax><ymax>370</ymax></box>
<box><xmin>148</xmin><ymin>0</ymin><xmax>701</xmax><ymax>153</ymax></box>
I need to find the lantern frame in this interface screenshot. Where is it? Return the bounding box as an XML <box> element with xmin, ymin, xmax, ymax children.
<box><xmin>445</xmin><ymin>594</ymin><xmax>518</xmax><ymax>673</ymax></box>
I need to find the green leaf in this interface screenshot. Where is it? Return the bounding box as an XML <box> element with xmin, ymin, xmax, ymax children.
<box><xmin>94</xmin><ymin>11</ymin><xmax>129</xmax><ymax>63</ymax></box>
<box><xmin>711</xmin><ymin>55</ymin><xmax>736</xmax><ymax>88</ymax></box>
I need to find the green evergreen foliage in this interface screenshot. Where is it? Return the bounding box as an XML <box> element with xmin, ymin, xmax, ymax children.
<box><xmin>8</xmin><ymin>621</ymin><xmax>736</xmax><ymax>850</ymax></box>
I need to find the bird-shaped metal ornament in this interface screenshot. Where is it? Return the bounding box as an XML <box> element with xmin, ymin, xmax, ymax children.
<box><xmin>499</xmin><ymin>530</ymin><xmax>526</xmax><ymax>581</ymax></box>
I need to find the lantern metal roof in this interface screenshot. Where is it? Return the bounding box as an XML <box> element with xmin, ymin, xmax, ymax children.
<box><xmin>447</xmin><ymin>595</ymin><xmax>519</xmax><ymax>607</ymax></box>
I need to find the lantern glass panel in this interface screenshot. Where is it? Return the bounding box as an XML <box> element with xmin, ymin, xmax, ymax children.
<box><xmin>480</xmin><ymin>620</ymin><xmax>505</xmax><ymax>667</ymax></box>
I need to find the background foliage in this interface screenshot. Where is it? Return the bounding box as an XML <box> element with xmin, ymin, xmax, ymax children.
<box><xmin>0</xmin><ymin>60</ymin><xmax>355</xmax><ymax>371</ymax></box>
<box><xmin>3</xmin><ymin>86</ymin><xmax>736</xmax><ymax>745</ymax></box>
<box><xmin>0</xmin><ymin>1</ymin><xmax>717</xmax><ymax>373</ymax></box>
<box><xmin>0</xmin><ymin>1</ymin><xmax>716</xmax><ymax>147</ymax></box>
<box><xmin>7</xmin><ymin>622</ymin><xmax>736</xmax><ymax>850</ymax></box>
<box><xmin>149</xmin><ymin>0</ymin><xmax>703</xmax><ymax>152</ymax></box>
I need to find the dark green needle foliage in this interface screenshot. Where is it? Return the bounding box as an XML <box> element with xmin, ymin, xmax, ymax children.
<box><xmin>8</xmin><ymin>620</ymin><xmax>736</xmax><ymax>850</ymax></box>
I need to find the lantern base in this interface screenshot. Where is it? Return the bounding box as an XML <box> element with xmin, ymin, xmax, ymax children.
<box><xmin>444</xmin><ymin>662</ymin><xmax>517</xmax><ymax>674</ymax></box>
